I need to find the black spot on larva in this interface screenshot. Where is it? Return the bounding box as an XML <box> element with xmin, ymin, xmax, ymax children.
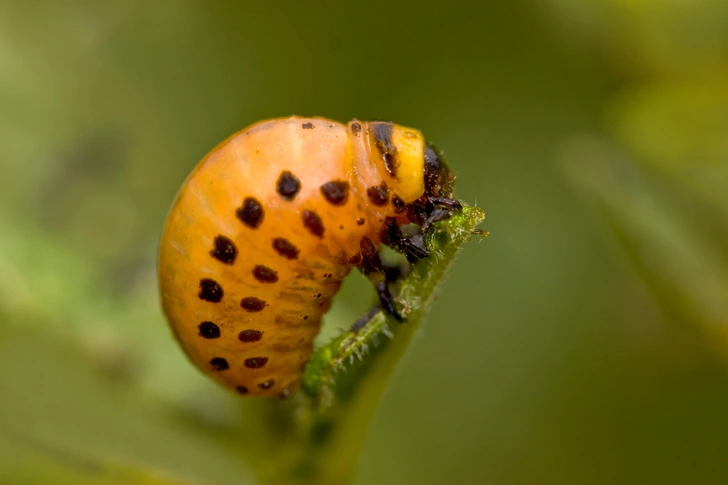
<box><xmin>237</xmin><ymin>197</ymin><xmax>264</xmax><ymax>229</ymax></box>
<box><xmin>210</xmin><ymin>357</ymin><xmax>229</xmax><ymax>371</ymax></box>
<box><xmin>320</xmin><ymin>180</ymin><xmax>349</xmax><ymax>206</ymax></box>
<box><xmin>392</xmin><ymin>195</ymin><xmax>406</xmax><ymax>213</ymax></box>
<box><xmin>272</xmin><ymin>238</ymin><xmax>299</xmax><ymax>259</ymax></box>
<box><xmin>241</xmin><ymin>297</ymin><xmax>266</xmax><ymax>312</ymax></box>
<box><xmin>236</xmin><ymin>386</ymin><xmax>249</xmax><ymax>395</ymax></box>
<box><xmin>198</xmin><ymin>278</ymin><xmax>223</xmax><ymax>302</ymax></box>
<box><xmin>367</xmin><ymin>182</ymin><xmax>389</xmax><ymax>206</ymax></box>
<box><xmin>210</xmin><ymin>235</ymin><xmax>237</xmax><ymax>264</ymax></box>
<box><xmin>302</xmin><ymin>122</ymin><xmax>314</xmax><ymax>129</ymax></box>
<box><xmin>351</xmin><ymin>122</ymin><xmax>361</xmax><ymax>135</ymax></box>
<box><xmin>277</xmin><ymin>171</ymin><xmax>301</xmax><ymax>201</ymax></box>
<box><xmin>198</xmin><ymin>321</ymin><xmax>220</xmax><ymax>339</ymax></box>
<box><xmin>360</xmin><ymin>236</ymin><xmax>377</xmax><ymax>258</ymax></box>
<box><xmin>348</xmin><ymin>253</ymin><xmax>362</xmax><ymax>264</ymax></box>
<box><xmin>258</xmin><ymin>379</ymin><xmax>275</xmax><ymax>390</ymax></box>
<box><xmin>244</xmin><ymin>357</ymin><xmax>268</xmax><ymax>369</ymax></box>
<box><xmin>303</xmin><ymin>315</ymin><xmax>309</xmax><ymax>320</ymax></box>
<box><xmin>372</xmin><ymin>122</ymin><xmax>397</xmax><ymax>177</ymax></box>
<box><xmin>253</xmin><ymin>265</ymin><xmax>278</xmax><ymax>283</ymax></box>
<box><xmin>356</xmin><ymin>217</ymin><xmax>365</xmax><ymax>226</ymax></box>
<box><xmin>302</xmin><ymin>210</ymin><xmax>324</xmax><ymax>238</ymax></box>
<box><xmin>239</xmin><ymin>329</ymin><xmax>264</xmax><ymax>343</ymax></box>
<box><xmin>316</xmin><ymin>293</ymin><xmax>322</xmax><ymax>298</ymax></box>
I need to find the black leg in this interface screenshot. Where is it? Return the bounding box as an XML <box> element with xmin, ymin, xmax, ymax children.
<box><xmin>376</xmin><ymin>280</ymin><xmax>403</xmax><ymax>321</ymax></box>
<box><xmin>358</xmin><ymin>236</ymin><xmax>404</xmax><ymax>321</ymax></box>
<box><xmin>429</xmin><ymin>197</ymin><xmax>462</xmax><ymax>209</ymax></box>
<box><xmin>382</xmin><ymin>218</ymin><xmax>429</xmax><ymax>261</ymax></box>
<box><xmin>350</xmin><ymin>306</ymin><xmax>383</xmax><ymax>331</ymax></box>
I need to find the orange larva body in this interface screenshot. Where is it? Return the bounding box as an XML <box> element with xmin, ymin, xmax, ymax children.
<box><xmin>158</xmin><ymin>116</ymin><xmax>428</xmax><ymax>397</ymax></box>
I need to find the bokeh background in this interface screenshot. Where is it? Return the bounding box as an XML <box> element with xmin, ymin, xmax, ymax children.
<box><xmin>2</xmin><ymin>1</ymin><xmax>728</xmax><ymax>484</ymax></box>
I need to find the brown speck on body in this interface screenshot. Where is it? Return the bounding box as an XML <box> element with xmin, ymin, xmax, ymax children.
<box><xmin>302</xmin><ymin>122</ymin><xmax>314</xmax><ymax>129</ymax></box>
<box><xmin>360</xmin><ymin>236</ymin><xmax>377</xmax><ymax>258</ymax></box>
<box><xmin>241</xmin><ymin>297</ymin><xmax>266</xmax><ymax>312</ymax></box>
<box><xmin>258</xmin><ymin>379</ymin><xmax>275</xmax><ymax>390</ymax></box>
<box><xmin>198</xmin><ymin>321</ymin><xmax>221</xmax><ymax>339</ymax></box>
<box><xmin>392</xmin><ymin>195</ymin><xmax>406</xmax><ymax>213</ymax></box>
<box><xmin>236</xmin><ymin>386</ymin><xmax>249</xmax><ymax>394</ymax></box>
<box><xmin>367</xmin><ymin>182</ymin><xmax>389</xmax><ymax>206</ymax></box>
<box><xmin>320</xmin><ymin>180</ymin><xmax>349</xmax><ymax>206</ymax></box>
<box><xmin>253</xmin><ymin>265</ymin><xmax>278</xmax><ymax>283</ymax></box>
<box><xmin>356</xmin><ymin>217</ymin><xmax>365</xmax><ymax>226</ymax></box>
<box><xmin>244</xmin><ymin>357</ymin><xmax>269</xmax><ymax>369</ymax></box>
<box><xmin>210</xmin><ymin>357</ymin><xmax>229</xmax><ymax>371</ymax></box>
<box><xmin>210</xmin><ymin>235</ymin><xmax>237</xmax><ymax>264</ymax></box>
<box><xmin>351</xmin><ymin>122</ymin><xmax>361</xmax><ymax>135</ymax></box>
<box><xmin>272</xmin><ymin>238</ymin><xmax>299</xmax><ymax>259</ymax></box>
<box><xmin>302</xmin><ymin>210</ymin><xmax>324</xmax><ymax>238</ymax></box>
<box><xmin>372</xmin><ymin>122</ymin><xmax>398</xmax><ymax>177</ymax></box>
<box><xmin>239</xmin><ymin>329</ymin><xmax>264</xmax><ymax>343</ymax></box>
<box><xmin>277</xmin><ymin>171</ymin><xmax>301</xmax><ymax>201</ymax></box>
<box><xmin>237</xmin><ymin>197</ymin><xmax>264</xmax><ymax>229</ymax></box>
<box><xmin>198</xmin><ymin>278</ymin><xmax>223</xmax><ymax>302</ymax></box>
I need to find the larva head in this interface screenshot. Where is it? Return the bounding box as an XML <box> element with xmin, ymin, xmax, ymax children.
<box><xmin>423</xmin><ymin>143</ymin><xmax>455</xmax><ymax>199</ymax></box>
<box><xmin>363</xmin><ymin>121</ymin><xmax>455</xmax><ymax>203</ymax></box>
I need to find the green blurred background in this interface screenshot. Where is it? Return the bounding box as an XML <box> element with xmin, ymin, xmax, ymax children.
<box><xmin>2</xmin><ymin>1</ymin><xmax>728</xmax><ymax>484</ymax></box>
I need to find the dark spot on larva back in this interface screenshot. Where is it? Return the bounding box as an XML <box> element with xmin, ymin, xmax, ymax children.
<box><xmin>258</xmin><ymin>379</ymin><xmax>275</xmax><ymax>390</ymax></box>
<box><xmin>351</xmin><ymin>122</ymin><xmax>361</xmax><ymax>135</ymax></box>
<box><xmin>320</xmin><ymin>180</ymin><xmax>349</xmax><ymax>206</ymax></box>
<box><xmin>372</xmin><ymin>122</ymin><xmax>397</xmax><ymax>177</ymax></box>
<box><xmin>198</xmin><ymin>321</ymin><xmax>220</xmax><ymax>339</ymax></box>
<box><xmin>198</xmin><ymin>278</ymin><xmax>223</xmax><ymax>302</ymax></box>
<box><xmin>356</xmin><ymin>217</ymin><xmax>365</xmax><ymax>226</ymax></box>
<box><xmin>302</xmin><ymin>210</ymin><xmax>324</xmax><ymax>238</ymax></box>
<box><xmin>210</xmin><ymin>235</ymin><xmax>237</xmax><ymax>264</ymax></box>
<box><xmin>239</xmin><ymin>329</ymin><xmax>264</xmax><ymax>343</ymax></box>
<box><xmin>241</xmin><ymin>297</ymin><xmax>266</xmax><ymax>312</ymax></box>
<box><xmin>253</xmin><ymin>265</ymin><xmax>278</xmax><ymax>283</ymax></box>
<box><xmin>237</xmin><ymin>197</ymin><xmax>264</xmax><ymax>229</ymax></box>
<box><xmin>348</xmin><ymin>253</ymin><xmax>362</xmax><ymax>264</ymax></box>
<box><xmin>277</xmin><ymin>171</ymin><xmax>301</xmax><ymax>201</ymax></box>
<box><xmin>360</xmin><ymin>236</ymin><xmax>377</xmax><ymax>258</ymax></box>
<box><xmin>272</xmin><ymin>237</ymin><xmax>299</xmax><ymax>259</ymax></box>
<box><xmin>392</xmin><ymin>195</ymin><xmax>406</xmax><ymax>213</ymax></box>
<box><xmin>244</xmin><ymin>357</ymin><xmax>268</xmax><ymax>369</ymax></box>
<box><xmin>302</xmin><ymin>122</ymin><xmax>314</xmax><ymax>129</ymax></box>
<box><xmin>303</xmin><ymin>315</ymin><xmax>309</xmax><ymax>320</ymax></box>
<box><xmin>367</xmin><ymin>182</ymin><xmax>389</xmax><ymax>206</ymax></box>
<box><xmin>210</xmin><ymin>357</ymin><xmax>229</xmax><ymax>371</ymax></box>
<box><xmin>236</xmin><ymin>386</ymin><xmax>249</xmax><ymax>395</ymax></box>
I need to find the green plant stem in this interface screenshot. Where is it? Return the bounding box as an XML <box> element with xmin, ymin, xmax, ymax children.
<box><xmin>254</xmin><ymin>205</ymin><xmax>485</xmax><ymax>485</ymax></box>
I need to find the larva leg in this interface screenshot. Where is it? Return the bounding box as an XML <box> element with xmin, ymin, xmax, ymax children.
<box><xmin>350</xmin><ymin>306</ymin><xmax>382</xmax><ymax>332</ymax></box>
<box><xmin>381</xmin><ymin>218</ymin><xmax>428</xmax><ymax>263</ymax></box>
<box><xmin>421</xmin><ymin>197</ymin><xmax>462</xmax><ymax>232</ymax></box>
<box><xmin>358</xmin><ymin>236</ymin><xmax>404</xmax><ymax>321</ymax></box>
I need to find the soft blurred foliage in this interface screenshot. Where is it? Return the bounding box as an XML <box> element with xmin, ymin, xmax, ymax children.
<box><xmin>1</xmin><ymin>1</ymin><xmax>727</xmax><ymax>484</ymax></box>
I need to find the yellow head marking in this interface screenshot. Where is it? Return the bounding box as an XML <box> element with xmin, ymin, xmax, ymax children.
<box><xmin>368</xmin><ymin>122</ymin><xmax>425</xmax><ymax>202</ymax></box>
